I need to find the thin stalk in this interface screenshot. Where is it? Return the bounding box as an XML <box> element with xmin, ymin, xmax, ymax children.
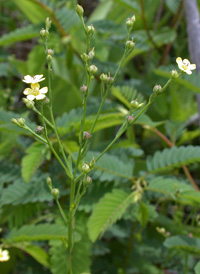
<box><xmin>24</xmin><ymin>125</ymin><xmax>48</xmax><ymax>144</ymax></box>
<box><xmin>33</xmin><ymin>106</ymin><xmax>54</xmax><ymax>129</ymax></box>
<box><xmin>55</xmin><ymin>197</ymin><xmax>68</xmax><ymax>225</ymax></box>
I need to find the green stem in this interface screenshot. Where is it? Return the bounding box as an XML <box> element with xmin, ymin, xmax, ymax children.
<box><xmin>55</xmin><ymin>198</ymin><xmax>68</xmax><ymax>225</ymax></box>
<box><xmin>33</xmin><ymin>107</ymin><xmax>54</xmax><ymax>129</ymax></box>
<box><xmin>24</xmin><ymin>125</ymin><xmax>48</xmax><ymax>144</ymax></box>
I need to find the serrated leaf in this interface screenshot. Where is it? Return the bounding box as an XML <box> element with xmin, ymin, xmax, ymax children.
<box><xmin>22</xmin><ymin>142</ymin><xmax>47</xmax><ymax>182</ymax></box>
<box><xmin>0</xmin><ymin>25</ymin><xmax>39</xmax><ymax>46</ymax></box>
<box><xmin>146</xmin><ymin>146</ymin><xmax>200</xmax><ymax>173</ymax></box>
<box><xmin>88</xmin><ymin>189</ymin><xmax>134</xmax><ymax>242</ymax></box>
<box><xmin>164</xmin><ymin>235</ymin><xmax>200</xmax><ymax>253</ymax></box>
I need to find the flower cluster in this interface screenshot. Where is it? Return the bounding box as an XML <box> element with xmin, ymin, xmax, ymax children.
<box><xmin>0</xmin><ymin>248</ymin><xmax>10</xmax><ymax>262</ymax></box>
<box><xmin>22</xmin><ymin>74</ymin><xmax>48</xmax><ymax>101</ymax></box>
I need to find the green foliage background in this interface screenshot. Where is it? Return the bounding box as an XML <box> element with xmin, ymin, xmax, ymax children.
<box><xmin>1</xmin><ymin>0</ymin><xmax>200</xmax><ymax>273</ymax></box>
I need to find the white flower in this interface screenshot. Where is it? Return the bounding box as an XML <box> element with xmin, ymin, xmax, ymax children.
<box><xmin>0</xmin><ymin>248</ymin><xmax>10</xmax><ymax>262</ymax></box>
<box><xmin>22</xmin><ymin>74</ymin><xmax>45</xmax><ymax>84</ymax></box>
<box><xmin>23</xmin><ymin>83</ymin><xmax>48</xmax><ymax>101</ymax></box>
<box><xmin>176</xmin><ymin>57</ymin><xmax>196</xmax><ymax>75</ymax></box>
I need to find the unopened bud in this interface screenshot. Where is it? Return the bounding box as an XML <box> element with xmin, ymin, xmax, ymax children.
<box><xmin>88</xmin><ymin>48</ymin><xmax>95</xmax><ymax>60</ymax></box>
<box><xmin>126</xmin><ymin>15</ymin><xmax>136</xmax><ymax>31</ymax></box>
<box><xmin>35</xmin><ymin>126</ymin><xmax>44</xmax><ymax>134</ymax></box>
<box><xmin>130</xmin><ymin>100</ymin><xmax>139</xmax><ymax>108</ymax></box>
<box><xmin>76</xmin><ymin>4</ymin><xmax>84</xmax><ymax>18</ymax></box>
<box><xmin>126</xmin><ymin>40</ymin><xmax>135</xmax><ymax>50</ymax></box>
<box><xmin>127</xmin><ymin>115</ymin><xmax>134</xmax><ymax>125</ymax></box>
<box><xmin>81</xmin><ymin>53</ymin><xmax>89</xmax><ymax>62</ymax></box>
<box><xmin>80</xmin><ymin>85</ymin><xmax>87</xmax><ymax>93</ymax></box>
<box><xmin>47</xmin><ymin>54</ymin><xmax>52</xmax><ymax>62</ymax></box>
<box><xmin>51</xmin><ymin>188</ymin><xmax>59</xmax><ymax>198</ymax></box>
<box><xmin>11</xmin><ymin>118</ymin><xmax>18</xmax><ymax>125</ymax></box>
<box><xmin>44</xmin><ymin>97</ymin><xmax>50</xmax><ymax>104</ymax></box>
<box><xmin>46</xmin><ymin>17</ymin><xmax>52</xmax><ymax>31</ymax></box>
<box><xmin>47</xmin><ymin>49</ymin><xmax>54</xmax><ymax>56</ymax></box>
<box><xmin>86</xmin><ymin>176</ymin><xmax>92</xmax><ymax>184</ymax></box>
<box><xmin>86</xmin><ymin>25</ymin><xmax>95</xmax><ymax>36</ymax></box>
<box><xmin>100</xmin><ymin>73</ymin><xmax>108</xmax><ymax>82</ymax></box>
<box><xmin>40</xmin><ymin>28</ymin><xmax>49</xmax><ymax>38</ymax></box>
<box><xmin>88</xmin><ymin>64</ymin><xmax>98</xmax><ymax>74</ymax></box>
<box><xmin>171</xmin><ymin>69</ymin><xmax>179</xmax><ymax>79</ymax></box>
<box><xmin>46</xmin><ymin>177</ymin><xmax>52</xmax><ymax>189</ymax></box>
<box><xmin>107</xmin><ymin>75</ymin><xmax>114</xmax><ymax>85</ymax></box>
<box><xmin>153</xmin><ymin>84</ymin><xmax>162</xmax><ymax>94</ymax></box>
<box><xmin>82</xmin><ymin>163</ymin><xmax>90</xmax><ymax>173</ymax></box>
<box><xmin>17</xmin><ymin>118</ymin><xmax>25</xmax><ymax>127</ymax></box>
<box><xmin>23</xmin><ymin>98</ymin><xmax>35</xmax><ymax>109</ymax></box>
<box><xmin>83</xmin><ymin>131</ymin><xmax>92</xmax><ymax>140</ymax></box>
<box><xmin>90</xmin><ymin>157</ymin><xmax>95</xmax><ymax>169</ymax></box>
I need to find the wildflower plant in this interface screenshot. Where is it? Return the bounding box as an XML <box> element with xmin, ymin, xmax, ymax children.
<box><xmin>7</xmin><ymin>4</ymin><xmax>197</xmax><ymax>274</ymax></box>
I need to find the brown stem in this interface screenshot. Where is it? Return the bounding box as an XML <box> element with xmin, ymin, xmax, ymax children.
<box><xmin>152</xmin><ymin>128</ymin><xmax>199</xmax><ymax>191</ymax></box>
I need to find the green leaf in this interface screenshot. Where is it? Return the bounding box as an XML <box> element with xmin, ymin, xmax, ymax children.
<box><xmin>21</xmin><ymin>142</ymin><xmax>47</xmax><ymax>183</ymax></box>
<box><xmin>0</xmin><ymin>25</ymin><xmax>39</xmax><ymax>46</ymax></box>
<box><xmin>146</xmin><ymin>146</ymin><xmax>200</xmax><ymax>173</ymax></box>
<box><xmin>0</xmin><ymin>173</ymin><xmax>52</xmax><ymax>207</ymax></box>
<box><xmin>138</xmin><ymin>202</ymin><xmax>149</xmax><ymax>228</ymax></box>
<box><xmin>164</xmin><ymin>235</ymin><xmax>200</xmax><ymax>253</ymax></box>
<box><xmin>5</xmin><ymin>224</ymin><xmax>67</xmax><ymax>242</ymax></box>
<box><xmin>195</xmin><ymin>262</ymin><xmax>200</xmax><ymax>274</ymax></box>
<box><xmin>85</xmin><ymin>151</ymin><xmax>134</xmax><ymax>181</ymax></box>
<box><xmin>88</xmin><ymin>189</ymin><xmax>134</xmax><ymax>242</ymax></box>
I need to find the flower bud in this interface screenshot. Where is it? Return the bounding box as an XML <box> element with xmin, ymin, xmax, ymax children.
<box><xmin>35</xmin><ymin>126</ymin><xmax>44</xmax><ymax>135</ymax></box>
<box><xmin>107</xmin><ymin>75</ymin><xmax>114</xmax><ymax>85</ymax></box>
<box><xmin>88</xmin><ymin>48</ymin><xmax>95</xmax><ymax>60</ymax></box>
<box><xmin>46</xmin><ymin>177</ymin><xmax>52</xmax><ymax>190</ymax></box>
<box><xmin>81</xmin><ymin>53</ymin><xmax>89</xmax><ymax>62</ymax></box>
<box><xmin>47</xmin><ymin>54</ymin><xmax>52</xmax><ymax>62</ymax></box>
<box><xmin>126</xmin><ymin>16</ymin><xmax>136</xmax><ymax>32</ymax></box>
<box><xmin>76</xmin><ymin>4</ymin><xmax>84</xmax><ymax>18</ymax></box>
<box><xmin>46</xmin><ymin>17</ymin><xmax>52</xmax><ymax>31</ymax></box>
<box><xmin>80</xmin><ymin>85</ymin><xmax>87</xmax><ymax>94</ymax></box>
<box><xmin>23</xmin><ymin>98</ymin><xmax>35</xmax><ymax>109</ymax></box>
<box><xmin>130</xmin><ymin>100</ymin><xmax>139</xmax><ymax>108</ymax></box>
<box><xmin>17</xmin><ymin>118</ymin><xmax>25</xmax><ymax>127</ymax></box>
<box><xmin>88</xmin><ymin>64</ymin><xmax>98</xmax><ymax>74</ymax></box>
<box><xmin>47</xmin><ymin>49</ymin><xmax>54</xmax><ymax>56</ymax></box>
<box><xmin>44</xmin><ymin>97</ymin><xmax>50</xmax><ymax>104</ymax></box>
<box><xmin>51</xmin><ymin>188</ymin><xmax>59</xmax><ymax>198</ymax></box>
<box><xmin>83</xmin><ymin>131</ymin><xmax>92</xmax><ymax>140</ymax></box>
<box><xmin>89</xmin><ymin>157</ymin><xmax>95</xmax><ymax>169</ymax></box>
<box><xmin>125</xmin><ymin>40</ymin><xmax>135</xmax><ymax>51</ymax></box>
<box><xmin>86</xmin><ymin>176</ymin><xmax>92</xmax><ymax>184</ymax></box>
<box><xmin>153</xmin><ymin>84</ymin><xmax>162</xmax><ymax>94</ymax></box>
<box><xmin>100</xmin><ymin>73</ymin><xmax>108</xmax><ymax>82</ymax></box>
<box><xmin>11</xmin><ymin>118</ymin><xmax>18</xmax><ymax>125</ymax></box>
<box><xmin>171</xmin><ymin>69</ymin><xmax>179</xmax><ymax>79</ymax></box>
<box><xmin>82</xmin><ymin>163</ymin><xmax>90</xmax><ymax>173</ymax></box>
<box><xmin>40</xmin><ymin>28</ymin><xmax>49</xmax><ymax>38</ymax></box>
<box><xmin>86</xmin><ymin>25</ymin><xmax>95</xmax><ymax>36</ymax></box>
<box><xmin>127</xmin><ymin>115</ymin><xmax>134</xmax><ymax>125</ymax></box>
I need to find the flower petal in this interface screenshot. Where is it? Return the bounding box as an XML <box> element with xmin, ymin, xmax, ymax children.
<box><xmin>22</xmin><ymin>75</ymin><xmax>33</xmax><ymax>83</ymax></box>
<box><xmin>23</xmin><ymin>88</ymin><xmax>33</xmax><ymax>95</ymax></box>
<box><xmin>36</xmin><ymin>94</ymin><xmax>46</xmax><ymax>100</ymax></box>
<box><xmin>185</xmin><ymin>69</ymin><xmax>192</xmax><ymax>75</ymax></box>
<box><xmin>176</xmin><ymin>57</ymin><xmax>182</xmax><ymax>65</ymax></box>
<box><xmin>32</xmin><ymin>74</ymin><xmax>45</xmax><ymax>83</ymax></box>
<box><xmin>31</xmin><ymin>83</ymin><xmax>40</xmax><ymax>90</ymax></box>
<box><xmin>190</xmin><ymin>64</ymin><xmax>196</xmax><ymax>70</ymax></box>
<box><xmin>40</xmin><ymin>87</ymin><xmax>48</xmax><ymax>94</ymax></box>
<box><xmin>27</xmin><ymin>94</ymin><xmax>36</xmax><ymax>101</ymax></box>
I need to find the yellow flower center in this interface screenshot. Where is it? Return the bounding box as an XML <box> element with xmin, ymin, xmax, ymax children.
<box><xmin>32</xmin><ymin>90</ymin><xmax>40</xmax><ymax>96</ymax></box>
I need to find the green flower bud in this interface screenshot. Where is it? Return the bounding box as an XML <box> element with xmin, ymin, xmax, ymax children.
<box><xmin>76</xmin><ymin>4</ymin><xmax>84</xmax><ymax>18</ymax></box>
<box><xmin>35</xmin><ymin>126</ymin><xmax>44</xmax><ymax>135</ymax></box>
<box><xmin>171</xmin><ymin>69</ymin><xmax>179</xmax><ymax>79</ymax></box>
<box><xmin>86</xmin><ymin>176</ymin><xmax>92</xmax><ymax>184</ymax></box>
<box><xmin>47</xmin><ymin>49</ymin><xmax>54</xmax><ymax>56</ymax></box>
<box><xmin>82</xmin><ymin>163</ymin><xmax>90</xmax><ymax>173</ymax></box>
<box><xmin>81</xmin><ymin>53</ymin><xmax>89</xmax><ymax>62</ymax></box>
<box><xmin>40</xmin><ymin>28</ymin><xmax>49</xmax><ymax>38</ymax></box>
<box><xmin>107</xmin><ymin>75</ymin><xmax>114</xmax><ymax>85</ymax></box>
<box><xmin>51</xmin><ymin>188</ymin><xmax>59</xmax><ymax>198</ymax></box>
<box><xmin>125</xmin><ymin>40</ymin><xmax>135</xmax><ymax>51</ymax></box>
<box><xmin>47</xmin><ymin>54</ymin><xmax>52</xmax><ymax>62</ymax></box>
<box><xmin>46</xmin><ymin>17</ymin><xmax>52</xmax><ymax>31</ymax></box>
<box><xmin>130</xmin><ymin>100</ymin><xmax>139</xmax><ymax>108</ymax></box>
<box><xmin>86</xmin><ymin>25</ymin><xmax>95</xmax><ymax>36</ymax></box>
<box><xmin>100</xmin><ymin>73</ymin><xmax>108</xmax><ymax>82</ymax></box>
<box><xmin>17</xmin><ymin>118</ymin><xmax>25</xmax><ymax>127</ymax></box>
<box><xmin>88</xmin><ymin>64</ymin><xmax>98</xmax><ymax>74</ymax></box>
<box><xmin>46</xmin><ymin>177</ymin><xmax>52</xmax><ymax>190</ymax></box>
<box><xmin>23</xmin><ymin>98</ymin><xmax>35</xmax><ymax>109</ymax></box>
<box><xmin>89</xmin><ymin>157</ymin><xmax>95</xmax><ymax>169</ymax></box>
<box><xmin>11</xmin><ymin>118</ymin><xmax>18</xmax><ymax>125</ymax></box>
<box><xmin>153</xmin><ymin>84</ymin><xmax>162</xmax><ymax>94</ymax></box>
<box><xmin>88</xmin><ymin>48</ymin><xmax>95</xmax><ymax>60</ymax></box>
